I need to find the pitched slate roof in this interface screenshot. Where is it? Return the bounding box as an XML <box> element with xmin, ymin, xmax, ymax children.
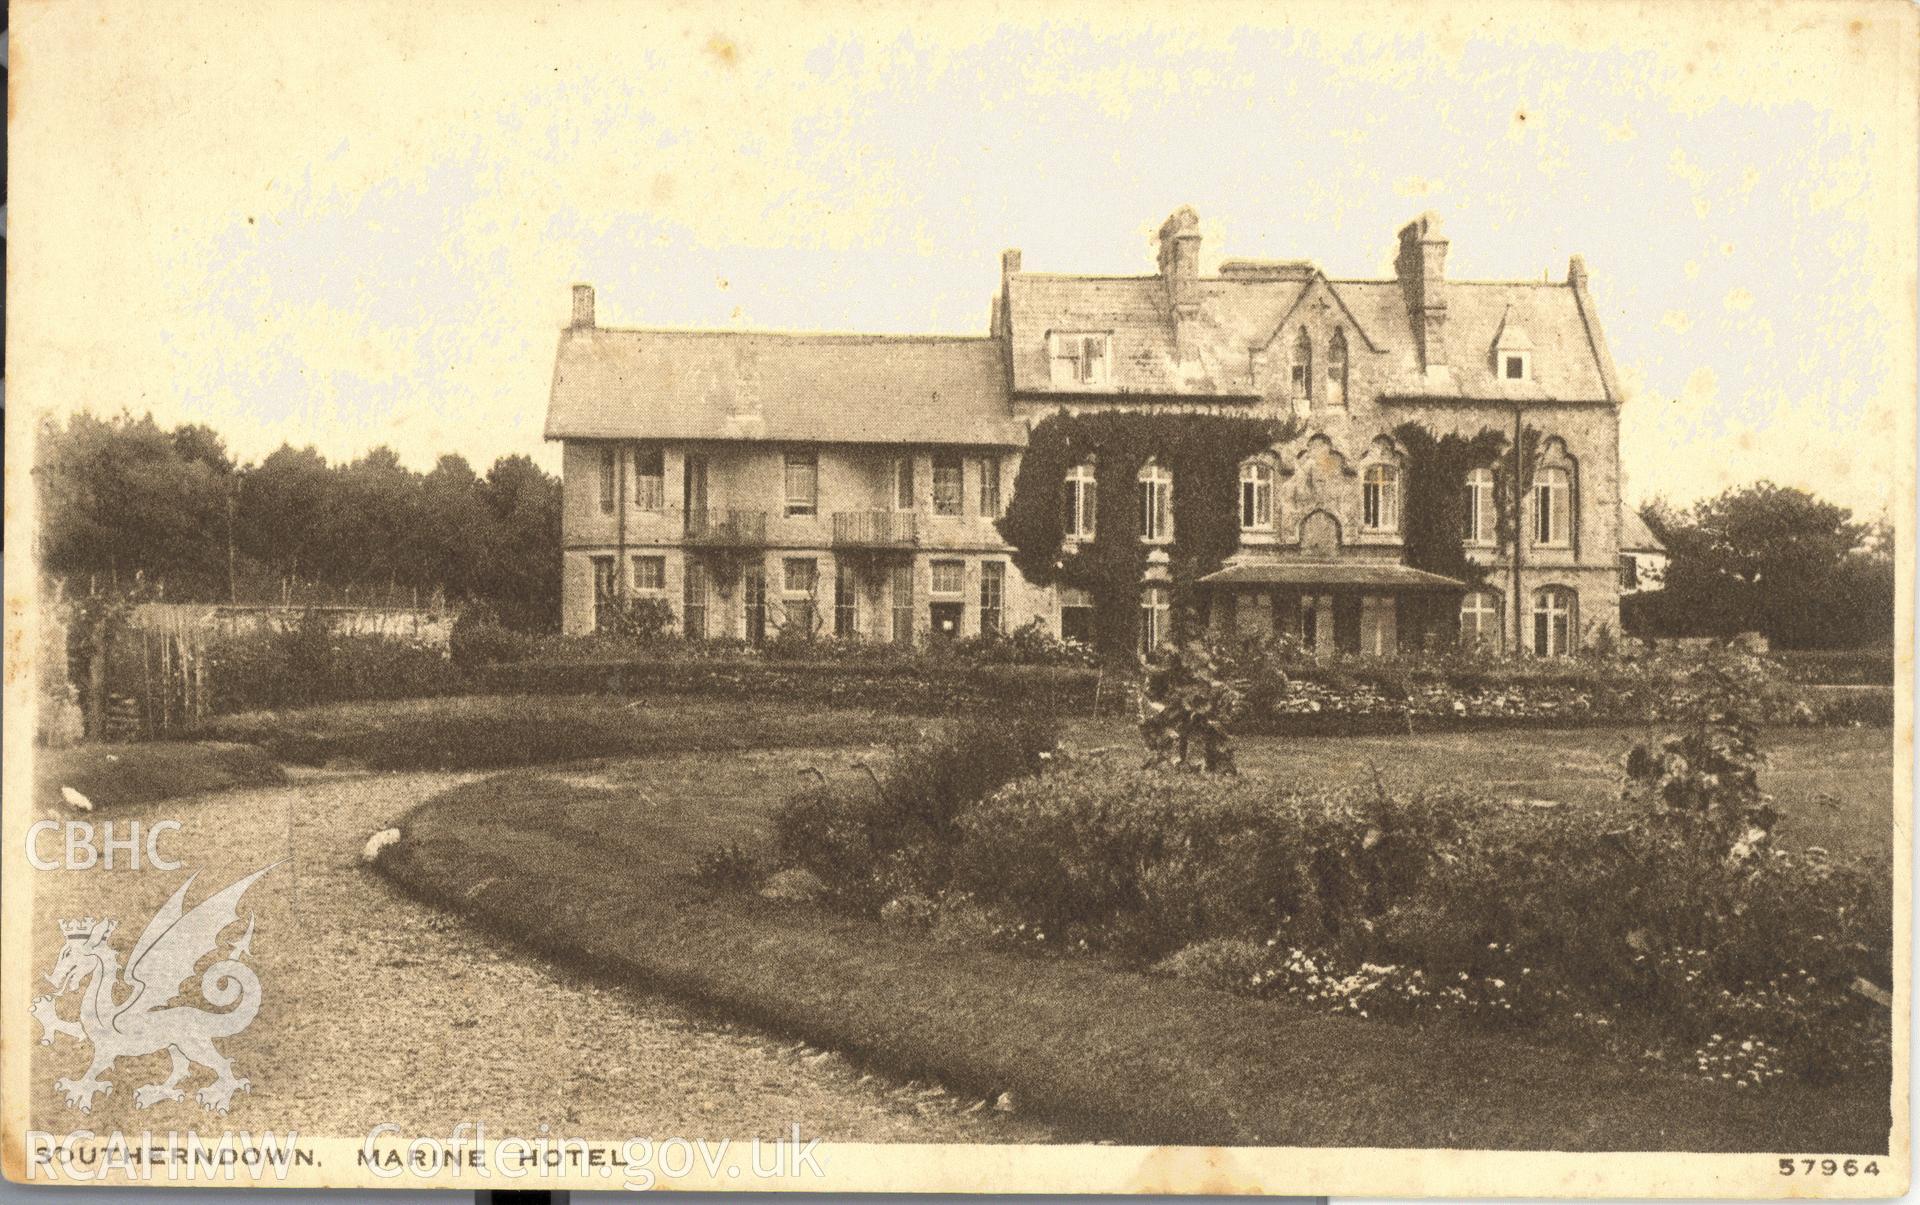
<box><xmin>545</xmin><ymin>328</ymin><xmax>1025</xmax><ymax>447</ymax></box>
<box><xmin>1005</xmin><ymin>273</ymin><xmax>1618</xmax><ymax>403</ymax></box>
<box><xmin>1620</xmin><ymin>506</ymin><xmax>1666</xmax><ymax>553</ymax></box>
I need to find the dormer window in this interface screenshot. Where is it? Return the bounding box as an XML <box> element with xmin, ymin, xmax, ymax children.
<box><xmin>1493</xmin><ymin>305</ymin><xmax>1534</xmax><ymax>384</ymax></box>
<box><xmin>1050</xmin><ymin>332</ymin><xmax>1112</xmax><ymax>387</ymax></box>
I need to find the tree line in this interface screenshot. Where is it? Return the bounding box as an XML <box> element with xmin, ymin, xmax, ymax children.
<box><xmin>1630</xmin><ymin>482</ymin><xmax>1894</xmax><ymax>650</ymax></box>
<box><xmin>35</xmin><ymin>412</ymin><xmax>562</xmax><ymax>629</ymax></box>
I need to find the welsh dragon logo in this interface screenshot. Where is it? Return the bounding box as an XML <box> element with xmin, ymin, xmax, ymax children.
<box><xmin>31</xmin><ymin>863</ymin><xmax>277</xmax><ymax>1114</ymax></box>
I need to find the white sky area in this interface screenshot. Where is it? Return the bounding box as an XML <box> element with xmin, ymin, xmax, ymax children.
<box><xmin>11</xmin><ymin>1</ymin><xmax>1914</xmax><ymax>518</ymax></box>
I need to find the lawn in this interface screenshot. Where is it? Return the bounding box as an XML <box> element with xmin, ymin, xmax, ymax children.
<box><xmin>377</xmin><ymin>715</ymin><xmax>1892</xmax><ymax>1152</ymax></box>
<box><xmin>195</xmin><ymin>694</ymin><xmax>925</xmax><ymax>770</ymax></box>
<box><xmin>30</xmin><ymin>740</ymin><xmax>286</xmax><ymax>811</ymax></box>
<box><xmin>1063</xmin><ymin>720</ymin><xmax>1895</xmax><ymax>861</ymax></box>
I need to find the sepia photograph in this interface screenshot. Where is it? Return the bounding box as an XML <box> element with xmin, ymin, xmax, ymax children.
<box><xmin>3</xmin><ymin>0</ymin><xmax>1912</xmax><ymax>1197</ymax></box>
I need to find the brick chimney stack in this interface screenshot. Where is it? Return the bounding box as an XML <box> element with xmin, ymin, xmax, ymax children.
<box><xmin>1395</xmin><ymin>213</ymin><xmax>1449</xmax><ymax>370</ymax></box>
<box><xmin>571</xmin><ymin>283</ymin><xmax>595</xmax><ymax>329</ymax></box>
<box><xmin>1157</xmin><ymin>207</ymin><xmax>1202</xmax><ymax>314</ymax></box>
<box><xmin>996</xmin><ymin>249</ymin><xmax>1022</xmax><ymax>340</ymax></box>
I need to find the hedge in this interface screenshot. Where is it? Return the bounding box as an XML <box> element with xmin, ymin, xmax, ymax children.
<box><xmin>470</xmin><ymin>657</ymin><xmax>1107</xmax><ymax>716</ymax></box>
<box><xmin>186</xmin><ymin>619</ymin><xmax>1885</xmax><ymax>733</ymax></box>
<box><xmin>1773</xmin><ymin>648</ymin><xmax>1895</xmax><ymax>685</ymax></box>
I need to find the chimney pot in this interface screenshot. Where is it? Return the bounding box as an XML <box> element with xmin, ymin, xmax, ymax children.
<box><xmin>571</xmin><ymin>283</ymin><xmax>595</xmax><ymax>329</ymax></box>
<box><xmin>1001</xmin><ymin>249</ymin><xmax>1022</xmax><ymax>277</ymax></box>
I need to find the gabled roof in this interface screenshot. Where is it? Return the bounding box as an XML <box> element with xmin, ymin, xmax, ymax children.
<box><xmin>545</xmin><ymin>328</ymin><xmax>1025</xmax><ymax>447</ymax></box>
<box><xmin>1260</xmin><ymin>273</ymin><xmax>1384</xmax><ymax>353</ymax></box>
<box><xmin>1006</xmin><ymin>273</ymin><xmax>1617</xmax><ymax>403</ymax></box>
<box><xmin>1004</xmin><ymin>274</ymin><xmax>1274</xmax><ymax>397</ymax></box>
<box><xmin>1621</xmin><ymin>506</ymin><xmax>1666</xmax><ymax>553</ymax></box>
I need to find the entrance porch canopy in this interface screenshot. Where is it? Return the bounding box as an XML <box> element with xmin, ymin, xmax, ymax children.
<box><xmin>1196</xmin><ymin>562</ymin><xmax>1468</xmax><ymax>592</ymax></box>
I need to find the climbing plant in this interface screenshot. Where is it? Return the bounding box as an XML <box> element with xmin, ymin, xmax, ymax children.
<box><xmin>997</xmin><ymin>409</ymin><xmax>1296</xmax><ymax>656</ymax></box>
<box><xmin>1390</xmin><ymin>421</ymin><xmax>1509</xmax><ymax>585</ymax></box>
<box><xmin>1493</xmin><ymin>423</ymin><xmax>1546</xmax><ymax>551</ymax></box>
<box><xmin>1389</xmin><ymin>420</ymin><xmax>1552</xmax><ymax>648</ymax></box>
<box><xmin>1387</xmin><ymin>422</ymin><xmax>1504</xmax><ymax>649</ymax></box>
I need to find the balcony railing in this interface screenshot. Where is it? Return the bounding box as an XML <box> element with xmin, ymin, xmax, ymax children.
<box><xmin>832</xmin><ymin>510</ymin><xmax>919</xmax><ymax>549</ymax></box>
<box><xmin>682</xmin><ymin>508</ymin><xmax>768</xmax><ymax>545</ymax></box>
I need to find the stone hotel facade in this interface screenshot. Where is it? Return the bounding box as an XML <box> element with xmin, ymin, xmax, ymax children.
<box><xmin>545</xmin><ymin>209</ymin><xmax>1630</xmax><ymax>656</ymax></box>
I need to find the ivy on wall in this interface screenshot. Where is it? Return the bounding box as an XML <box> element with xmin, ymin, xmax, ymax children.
<box><xmin>1391</xmin><ymin>422</ymin><xmax>1510</xmax><ymax>648</ymax></box>
<box><xmin>997</xmin><ymin>409</ymin><xmax>1295</xmax><ymax>655</ymax></box>
<box><xmin>1391</xmin><ymin>422</ymin><xmax>1509</xmax><ymax>585</ymax></box>
<box><xmin>1492</xmin><ymin>423</ymin><xmax>1545</xmax><ymax>552</ymax></box>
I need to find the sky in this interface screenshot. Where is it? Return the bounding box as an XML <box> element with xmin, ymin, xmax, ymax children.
<box><xmin>10</xmin><ymin>0</ymin><xmax>1915</xmax><ymax>519</ymax></box>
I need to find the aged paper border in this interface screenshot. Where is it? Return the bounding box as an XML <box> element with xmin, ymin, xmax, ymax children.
<box><xmin>4</xmin><ymin>0</ymin><xmax>1913</xmax><ymax>1195</ymax></box>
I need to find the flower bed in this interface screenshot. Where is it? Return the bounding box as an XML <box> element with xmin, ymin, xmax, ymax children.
<box><xmin>777</xmin><ymin>734</ymin><xmax>1891</xmax><ymax>1091</ymax></box>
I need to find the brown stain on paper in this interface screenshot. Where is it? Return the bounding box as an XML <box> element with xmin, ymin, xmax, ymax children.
<box><xmin>705</xmin><ymin>34</ymin><xmax>740</xmax><ymax>68</ymax></box>
<box><xmin>1129</xmin><ymin>1146</ymin><xmax>1265</xmax><ymax>1195</ymax></box>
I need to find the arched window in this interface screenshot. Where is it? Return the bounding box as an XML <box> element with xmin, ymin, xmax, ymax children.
<box><xmin>1533</xmin><ymin>466</ymin><xmax>1571</xmax><ymax>546</ymax></box>
<box><xmin>1138</xmin><ymin>461</ymin><xmax>1172</xmax><ymax>543</ymax></box>
<box><xmin>1290</xmin><ymin>328</ymin><xmax>1313</xmax><ymax>411</ymax></box>
<box><xmin>1362</xmin><ymin>464</ymin><xmax>1399</xmax><ymax>532</ymax></box>
<box><xmin>1459</xmin><ymin>589</ymin><xmax>1502</xmax><ymax>650</ymax></box>
<box><xmin>1064</xmin><ymin>462</ymin><xmax>1097</xmax><ymax>541</ymax></box>
<box><xmin>1140</xmin><ymin>586</ymin><xmax>1172</xmax><ymax>655</ymax></box>
<box><xmin>1531</xmin><ymin>586</ymin><xmax>1577</xmax><ymax>657</ymax></box>
<box><xmin>1462</xmin><ymin>467</ymin><xmax>1496</xmax><ymax>545</ymax></box>
<box><xmin>1239</xmin><ymin>461</ymin><xmax>1273</xmax><ymax>531</ymax></box>
<box><xmin>1326</xmin><ymin>328</ymin><xmax>1349</xmax><ymax>408</ymax></box>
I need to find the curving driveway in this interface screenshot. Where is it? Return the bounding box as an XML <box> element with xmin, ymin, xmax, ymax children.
<box><xmin>25</xmin><ymin>767</ymin><xmax>1049</xmax><ymax>1144</ymax></box>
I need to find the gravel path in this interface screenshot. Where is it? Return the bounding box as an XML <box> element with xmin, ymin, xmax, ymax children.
<box><xmin>26</xmin><ymin>769</ymin><xmax>1049</xmax><ymax>1144</ymax></box>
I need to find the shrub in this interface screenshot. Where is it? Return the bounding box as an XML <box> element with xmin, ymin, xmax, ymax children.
<box><xmin>450</xmin><ymin>607</ymin><xmax>534</xmax><ymax>666</ymax></box>
<box><xmin>204</xmin><ymin>611</ymin><xmax>465</xmax><ymax>713</ymax></box>
<box><xmin>770</xmin><ymin>711</ymin><xmax>1059</xmax><ymax>911</ymax></box>
<box><xmin>599</xmin><ymin>597</ymin><xmax>677</xmax><ymax>641</ymax></box>
<box><xmin>1151</xmin><ymin>937</ymin><xmax>1271</xmax><ymax>991</ymax></box>
<box><xmin>1193</xmin><ymin>635</ymin><xmax>1861</xmax><ymax>730</ymax></box>
<box><xmin>1138</xmin><ymin>640</ymin><xmax>1243</xmax><ymax>771</ymax></box>
<box><xmin>938</xmin><ymin>722</ymin><xmax>1891</xmax><ymax>1085</ymax></box>
<box><xmin>955</xmin><ymin>761</ymin><xmax>1471</xmax><ymax>958</ymax></box>
<box><xmin>1774</xmin><ymin>648</ymin><xmax>1894</xmax><ymax>685</ymax></box>
<box><xmin>694</xmin><ymin>841</ymin><xmax>766</xmax><ymax>889</ymax></box>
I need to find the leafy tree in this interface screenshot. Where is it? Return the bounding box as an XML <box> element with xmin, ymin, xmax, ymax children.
<box><xmin>170</xmin><ymin>424</ymin><xmax>235</xmax><ymax>476</ymax></box>
<box><xmin>36</xmin><ymin>413</ymin><xmax>227</xmax><ymax>594</ymax></box>
<box><xmin>420</xmin><ymin>454</ymin><xmax>493</xmax><ymax>599</ymax></box>
<box><xmin>36</xmin><ymin>412</ymin><xmax>567</xmax><ymax>629</ymax></box>
<box><xmin>478</xmin><ymin>454</ymin><xmax>563</xmax><ymax>629</ymax></box>
<box><xmin>313</xmin><ymin>447</ymin><xmax>424</xmax><ymax>591</ymax></box>
<box><xmin>1640</xmin><ymin>482</ymin><xmax>1890</xmax><ymax>649</ymax></box>
<box><xmin>240</xmin><ymin>444</ymin><xmax>334</xmax><ymax>581</ymax></box>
